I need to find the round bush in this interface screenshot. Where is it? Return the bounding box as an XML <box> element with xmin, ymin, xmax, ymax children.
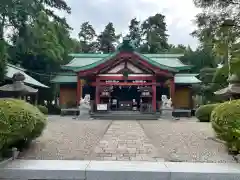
<box><xmin>0</xmin><ymin>98</ymin><xmax>47</xmax><ymax>151</ymax></box>
<box><xmin>195</xmin><ymin>103</ymin><xmax>219</xmax><ymax>122</ymax></box>
<box><xmin>37</xmin><ymin>105</ymin><xmax>48</xmax><ymax>114</ymax></box>
<box><xmin>211</xmin><ymin>100</ymin><xmax>240</xmax><ymax>153</ymax></box>
<box><xmin>11</xmin><ymin>99</ymin><xmax>47</xmax><ymax>140</ymax></box>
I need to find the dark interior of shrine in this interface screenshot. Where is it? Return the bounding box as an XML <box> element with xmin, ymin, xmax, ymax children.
<box><xmin>111</xmin><ymin>86</ymin><xmax>140</xmax><ymax>102</ymax></box>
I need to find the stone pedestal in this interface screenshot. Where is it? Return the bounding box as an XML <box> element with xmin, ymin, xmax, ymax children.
<box><xmin>75</xmin><ymin>103</ymin><xmax>90</xmax><ymax>120</ymax></box>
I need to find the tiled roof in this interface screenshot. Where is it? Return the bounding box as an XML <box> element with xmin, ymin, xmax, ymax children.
<box><xmin>6</xmin><ymin>64</ymin><xmax>48</xmax><ymax>88</ymax></box>
<box><xmin>63</xmin><ymin>53</ymin><xmax>191</xmax><ymax>72</ymax></box>
<box><xmin>174</xmin><ymin>74</ymin><xmax>201</xmax><ymax>84</ymax></box>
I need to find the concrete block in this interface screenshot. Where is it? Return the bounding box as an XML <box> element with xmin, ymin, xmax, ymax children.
<box><xmin>86</xmin><ymin>161</ymin><xmax>170</xmax><ymax>180</ymax></box>
<box><xmin>0</xmin><ymin>160</ymin><xmax>89</xmax><ymax>179</ymax></box>
<box><xmin>166</xmin><ymin>162</ymin><xmax>240</xmax><ymax>180</ymax></box>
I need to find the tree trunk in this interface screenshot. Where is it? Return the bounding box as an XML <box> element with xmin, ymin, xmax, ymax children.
<box><xmin>0</xmin><ymin>15</ymin><xmax>6</xmax><ymax>40</ymax></box>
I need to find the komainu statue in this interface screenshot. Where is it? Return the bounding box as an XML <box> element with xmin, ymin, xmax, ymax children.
<box><xmin>78</xmin><ymin>94</ymin><xmax>91</xmax><ymax>119</ymax></box>
<box><xmin>161</xmin><ymin>95</ymin><xmax>172</xmax><ymax>109</ymax></box>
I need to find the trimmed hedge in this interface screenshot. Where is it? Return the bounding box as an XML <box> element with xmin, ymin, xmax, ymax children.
<box><xmin>37</xmin><ymin>105</ymin><xmax>48</xmax><ymax>114</ymax></box>
<box><xmin>211</xmin><ymin>100</ymin><xmax>240</xmax><ymax>153</ymax></box>
<box><xmin>0</xmin><ymin>98</ymin><xmax>47</xmax><ymax>152</ymax></box>
<box><xmin>195</xmin><ymin>103</ymin><xmax>219</xmax><ymax>122</ymax></box>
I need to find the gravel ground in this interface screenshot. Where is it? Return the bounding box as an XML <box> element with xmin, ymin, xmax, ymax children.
<box><xmin>19</xmin><ymin>116</ymin><xmax>111</xmax><ymax>160</ymax></box>
<box><xmin>19</xmin><ymin>116</ymin><xmax>235</xmax><ymax>162</ymax></box>
<box><xmin>140</xmin><ymin>119</ymin><xmax>236</xmax><ymax>163</ymax></box>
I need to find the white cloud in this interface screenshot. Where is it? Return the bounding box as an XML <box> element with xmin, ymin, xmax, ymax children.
<box><xmin>60</xmin><ymin>0</ymin><xmax>202</xmax><ymax>49</ymax></box>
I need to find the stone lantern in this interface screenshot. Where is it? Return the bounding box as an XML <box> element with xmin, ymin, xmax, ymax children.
<box><xmin>0</xmin><ymin>72</ymin><xmax>38</xmax><ymax>104</ymax></box>
<box><xmin>214</xmin><ymin>74</ymin><xmax>240</xmax><ymax>99</ymax></box>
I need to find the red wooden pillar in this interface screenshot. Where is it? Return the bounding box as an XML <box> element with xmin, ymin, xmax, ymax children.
<box><xmin>95</xmin><ymin>78</ymin><xmax>100</xmax><ymax>104</ymax></box>
<box><xmin>170</xmin><ymin>78</ymin><xmax>175</xmax><ymax>108</ymax></box>
<box><xmin>152</xmin><ymin>79</ymin><xmax>156</xmax><ymax>112</ymax></box>
<box><xmin>76</xmin><ymin>78</ymin><xmax>82</xmax><ymax>106</ymax></box>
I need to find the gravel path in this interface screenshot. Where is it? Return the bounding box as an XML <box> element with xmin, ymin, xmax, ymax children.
<box><xmin>140</xmin><ymin>120</ymin><xmax>236</xmax><ymax>163</ymax></box>
<box><xmin>19</xmin><ymin>116</ymin><xmax>235</xmax><ymax>163</ymax></box>
<box><xmin>19</xmin><ymin>117</ymin><xmax>111</xmax><ymax>160</ymax></box>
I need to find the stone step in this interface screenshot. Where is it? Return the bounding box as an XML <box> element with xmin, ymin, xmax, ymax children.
<box><xmin>91</xmin><ymin>114</ymin><xmax>160</xmax><ymax>120</ymax></box>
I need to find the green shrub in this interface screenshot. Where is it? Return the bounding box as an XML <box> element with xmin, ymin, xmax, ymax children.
<box><xmin>211</xmin><ymin>100</ymin><xmax>240</xmax><ymax>153</ymax></box>
<box><xmin>195</xmin><ymin>103</ymin><xmax>219</xmax><ymax>122</ymax></box>
<box><xmin>0</xmin><ymin>98</ymin><xmax>47</xmax><ymax>151</ymax></box>
<box><xmin>37</xmin><ymin>105</ymin><xmax>48</xmax><ymax>114</ymax></box>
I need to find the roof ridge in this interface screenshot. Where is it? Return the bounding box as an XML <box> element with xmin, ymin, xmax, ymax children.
<box><xmin>69</xmin><ymin>53</ymin><xmax>184</xmax><ymax>58</ymax></box>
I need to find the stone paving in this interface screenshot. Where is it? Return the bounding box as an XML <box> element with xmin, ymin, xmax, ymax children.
<box><xmin>92</xmin><ymin>121</ymin><xmax>160</xmax><ymax>161</ymax></box>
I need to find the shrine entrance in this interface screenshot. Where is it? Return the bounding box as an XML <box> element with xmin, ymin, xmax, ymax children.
<box><xmin>110</xmin><ymin>86</ymin><xmax>141</xmax><ymax>111</ymax></box>
<box><xmin>96</xmin><ymin>78</ymin><xmax>155</xmax><ymax>112</ymax></box>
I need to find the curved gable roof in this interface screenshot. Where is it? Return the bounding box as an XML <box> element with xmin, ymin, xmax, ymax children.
<box><xmin>63</xmin><ymin>40</ymin><xmax>192</xmax><ymax>72</ymax></box>
<box><xmin>63</xmin><ymin>53</ymin><xmax>191</xmax><ymax>72</ymax></box>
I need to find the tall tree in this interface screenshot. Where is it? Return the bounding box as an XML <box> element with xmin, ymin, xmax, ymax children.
<box><xmin>140</xmin><ymin>13</ymin><xmax>169</xmax><ymax>53</ymax></box>
<box><xmin>192</xmin><ymin>0</ymin><xmax>240</xmax><ymax>65</ymax></box>
<box><xmin>180</xmin><ymin>45</ymin><xmax>217</xmax><ymax>73</ymax></box>
<box><xmin>193</xmin><ymin>0</ymin><xmax>240</xmax><ymax>100</ymax></box>
<box><xmin>78</xmin><ymin>22</ymin><xmax>97</xmax><ymax>53</ymax></box>
<box><xmin>13</xmin><ymin>12</ymin><xmax>64</xmax><ymax>72</ymax></box>
<box><xmin>97</xmin><ymin>22</ymin><xmax>120</xmax><ymax>53</ymax></box>
<box><xmin>127</xmin><ymin>18</ymin><xmax>142</xmax><ymax>49</ymax></box>
<box><xmin>0</xmin><ymin>0</ymin><xmax>71</xmax><ymax>83</ymax></box>
<box><xmin>12</xmin><ymin>12</ymin><xmax>74</xmax><ymax>104</ymax></box>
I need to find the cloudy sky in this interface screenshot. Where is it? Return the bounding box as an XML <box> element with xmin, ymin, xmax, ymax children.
<box><xmin>60</xmin><ymin>0</ymin><xmax>202</xmax><ymax>49</ymax></box>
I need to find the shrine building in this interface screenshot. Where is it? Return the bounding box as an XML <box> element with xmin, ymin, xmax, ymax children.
<box><xmin>51</xmin><ymin>39</ymin><xmax>201</xmax><ymax>116</ymax></box>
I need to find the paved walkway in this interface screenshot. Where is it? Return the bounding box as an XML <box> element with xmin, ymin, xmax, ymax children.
<box><xmin>92</xmin><ymin>121</ymin><xmax>161</xmax><ymax>161</ymax></box>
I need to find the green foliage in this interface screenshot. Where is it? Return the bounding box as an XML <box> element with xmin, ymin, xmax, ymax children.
<box><xmin>127</xmin><ymin>18</ymin><xmax>141</xmax><ymax>50</ymax></box>
<box><xmin>14</xmin><ymin>12</ymin><xmax>64</xmax><ymax>62</ymax></box>
<box><xmin>194</xmin><ymin>0</ymin><xmax>239</xmax><ymax>9</ymax></box>
<box><xmin>193</xmin><ymin>0</ymin><xmax>240</xmax><ymax>65</ymax></box>
<box><xmin>199</xmin><ymin>67</ymin><xmax>217</xmax><ymax>84</ymax></box>
<box><xmin>78</xmin><ymin>22</ymin><xmax>97</xmax><ymax>53</ymax></box>
<box><xmin>140</xmin><ymin>13</ymin><xmax>169</xmax><ymax>53</ymax></box>
<box><xmin>180</xmin><ymin>46</ymin><xmax>217</xmax><ymax>73</ymax></box>
<box><xmin>195</xmin><ymin>103</ymin><xmax>219</xmax><ymax>122</ymax></box>
<box><xmin>0</xmin><ymin>98</ymin><xmax>46</xmax><ymax>151</ymax></box>
<box><xmin>97</xmin><ymin>22</ymin><xmax>121</xmax><ymax>53</ymax></box>
<box><xmin>211</xmin><ymin>100</ymin><xmax>240</xmax><ymax>153</ymax></box>
<box><xmin>168</xmin><ymin>44</ymin><xmax>187</xmax><ymax>54</ymax></box>
<box><xmin>0</xmin><ymin>40</ymin><xmax>7</xmax><ymax>82</ymax></box>
<box><xmin>37</xmin><ymin>105</ymin><xmax>48</xmax><ymax>115</ymax></box>
<box><xmin>211</xmin><ymin>65</ymin><xmax>229</xmax><ymax>91</ymax></box>
<box><xmin>192</xmin><ymin>0</ymin><xmax>240</xmax><ymax>102</ymax></box>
